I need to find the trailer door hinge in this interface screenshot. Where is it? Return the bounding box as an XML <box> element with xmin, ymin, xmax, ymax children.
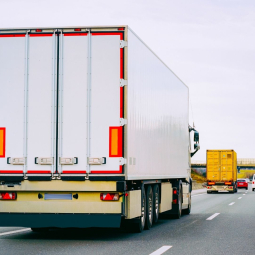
<box><xmin>119</xmin><ymin>118</ymin><xmax>127</xmax><ymax>126</ymax></box>
<box><xmin>120</xmin><ymin>40</ymin><xmax>128</xmax><ymax>48</ymax></box>
<box><xmin>120</xmin><ymin>79</ymin><xmax>127</xmax><ymax>87</ymax></box>
<box><xmin>119</xmin><ymin>158</ymin><xmax>127</xmax><ymax>165</ymax></box>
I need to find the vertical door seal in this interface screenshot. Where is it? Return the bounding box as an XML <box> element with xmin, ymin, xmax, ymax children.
<box><xmin>23</xmin><ymin>30</ymin><xmax>30</xmax><ymax>175</ymax></box>
<box><xmin>55</xmin><ymin>29</ymin><xmax>59</xmax><ymax>173</ymax></box>
<box><xmin>86</xmin><ymin>29</ymin><xmax>92</xmax><ymax>174</ymax></box>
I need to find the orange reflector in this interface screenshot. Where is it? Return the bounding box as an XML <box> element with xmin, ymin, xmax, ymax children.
<box><xmin>0</xmin><ymin>192</ymin><xmax>16</xmax><ymax>200</ymax></box>
<box><xmin>208</xmin><ymin>182</ymin><xmax>215</xmax><ymax>185</ymax></box>
<box><xmin>109</xmin><ymin>127</ymin><xmax>122</xmax><ymax>157</ymax></box>
<box><xmin>100</xmin><ymin>193</ymin><xmax>119</xmax><ymax>201</ymax></box>
<box><xmin>225</xmin><ymin>182</ymin><xmax>232</xmax><ymax>185</ymax></box>
<box><xmin>0</xmin><ymin>128</ymin><xmax>6</xmax><ymax>158</ymax></box>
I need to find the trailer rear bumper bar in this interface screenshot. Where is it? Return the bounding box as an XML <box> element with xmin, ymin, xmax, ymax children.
<box><xmin>207</xmin><ymin>185</ymin><xmax>234</xmax><ymax>192</ymax></box>
<box><xmin>0</xmin><ymin>213</ymin><xmax>121</xmax><ymax>228</ymax></box>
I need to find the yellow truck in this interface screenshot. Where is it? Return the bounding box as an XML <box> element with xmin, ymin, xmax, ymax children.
<box><xmin>207</xmin><ymin>150</ymin><xmax>237</xmax><ymax>193</ymax></box>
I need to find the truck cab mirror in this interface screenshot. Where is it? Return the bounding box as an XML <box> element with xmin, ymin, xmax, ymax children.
<box><xmin>194</xmin><ymin>143</ymin><xmax>200</xmax><ymax>150</ymax></box>
<box><xmin>194</xmin><ymin>131</ymin><xmax>199</xmax><ymax>142</ymax></box>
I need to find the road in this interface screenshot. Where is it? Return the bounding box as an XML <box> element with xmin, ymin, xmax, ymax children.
<box><xmin>0</xmin><ymin>186</ymin><xmax>254</xmax><ymax>255</ymax></box>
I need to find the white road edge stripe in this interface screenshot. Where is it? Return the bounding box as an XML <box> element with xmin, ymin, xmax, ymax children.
<box><xmin>0</xmin><ymin>228</ymin><xmax>31</xmax><ymax>237</ymax></box>
<box><xmin>149</xmin><ymin>246</ymin><xmax>172</xmax><ymax>255</ymax></box>
<box><xmin>229</xmin><ymin>202</ymin><xmax>235</xmax><ymax>205</ymax></box>
<box><xmin>238</xmin><ymin>197</ymin><xmax>242</xmax><ymax>199</ymax></box>
<box><xmin>206</xmin><ymin>213</ymin><xmax>220</xmax><ymax>220</ymax></box>
<box><xmin>243</xmin><ymin>194</ymin><xmax>246</xmax><ymax>195</ymax></box>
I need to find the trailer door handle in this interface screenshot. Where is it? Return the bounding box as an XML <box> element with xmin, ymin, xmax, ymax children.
<box><xmin>74</xmin><ymin>157</ymin><xmax>78</xmax><ymax>164</ymax></box>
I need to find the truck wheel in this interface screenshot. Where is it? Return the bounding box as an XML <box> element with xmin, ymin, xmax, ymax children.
<box><xmin>153</xmin><ymin>184</ymin><xmax>159</xmax><ymax>223</ymax></box>
<box><xmin>182</xmin><ymin>196</ymin><xmax>191</xmax><ymax>215</ymax></box>
<box><xmin>145</xmin><ymin>185</ymin><xmax>153</xmax><ymax>229</ymax></box>
<box><xmin>133</xmin><ymin>188</ymin><xmax>146</xmax><ymax>233</ymax></box>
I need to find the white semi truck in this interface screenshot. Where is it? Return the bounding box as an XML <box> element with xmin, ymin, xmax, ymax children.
<box><xmin>0</xmin><ymin>26</ymin><xmax>199</xmax><ymax>232</ymax></box>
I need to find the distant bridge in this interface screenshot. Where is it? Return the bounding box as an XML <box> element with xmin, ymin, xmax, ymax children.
<box><xmin>191</xmin><ymin>158</ymin><xmax>255</xmax><ymax>171</ymax></box>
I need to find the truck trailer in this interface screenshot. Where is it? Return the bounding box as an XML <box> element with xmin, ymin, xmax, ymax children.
<box><xmin>207</xmin><ymin>150</ymin><xmax>237</xmax><ymax>193</ymax></box>
<box><xmin>0</xmin><ymin>26</ymin><xmax>199</xmax><ymax>232</ymax></box>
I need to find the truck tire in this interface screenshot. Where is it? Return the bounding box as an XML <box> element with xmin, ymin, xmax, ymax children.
<box><xmin>133</xmin><ymin>188</ymin><xmax>146</xmax><ymax>233</ymax></box>
<box><xmin>145</xmin><ymin>185</ymin><xmax>153</xmax><ymax>229</ymax></box>
<box><xmin>153</xmin><ymin>184</ymin><xmax>159</xmax><ymax>223</ymax></box>
<box><xmin>182</xmin><ymin>196</ymin><xmax>191</xmax><ymax>215</ymax></box>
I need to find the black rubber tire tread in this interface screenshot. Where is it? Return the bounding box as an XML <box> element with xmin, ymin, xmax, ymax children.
<box><xmin>182</xmin><ymin>196</ymin><xmax>191</xmax><ymax>215</ymax></box>
<box><xmin>145</xmin><ymin>185</ymin><xmax>153</xmax><ymax>230</ymax></box>
<box><xmin>152</xmin><ymin>184</ymin><xmax>160</xmax><ymax>223</ymax></box>
<box><xmin>133</xmin><ymin>188</ymin><xmax>146</xmax><ymax>233</ymax></box>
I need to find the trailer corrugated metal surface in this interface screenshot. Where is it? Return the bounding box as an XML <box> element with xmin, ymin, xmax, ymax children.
<box><xmin>207</xmin><ymin>150</ymin><xmax>237</xmax><ymax>182</ymax></box>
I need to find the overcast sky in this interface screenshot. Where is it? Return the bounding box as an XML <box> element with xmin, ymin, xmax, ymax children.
<box><xmin>1</xmin><ymin>0</ymin><xmax>255</xmax><ymax>161</ymax></box>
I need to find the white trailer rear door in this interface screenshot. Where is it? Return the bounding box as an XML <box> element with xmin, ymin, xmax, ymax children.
<box><xmin>26</xmin><ymin>33</ymin><xmax>57</xmax><ymax>175</ymax></box>
<box><xmin>59</xmin><ymin>31</ymin><xmax>124</xmax><ymax>175</ymax></box>
<box><xmin>0</xmin><ymin>34</ymin><xmax>26</xmax><ymax>175</ymax></box>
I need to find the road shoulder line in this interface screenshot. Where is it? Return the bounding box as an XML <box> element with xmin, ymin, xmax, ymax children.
<box><xmin>149</xmin><ymin>246</ymin><xmax>172</xmax><ymax>255</ymax></box>
<box><xmin>0</xmin><ymin>228</ymin><xmax>31</xmax><ymax>237</ymax></box>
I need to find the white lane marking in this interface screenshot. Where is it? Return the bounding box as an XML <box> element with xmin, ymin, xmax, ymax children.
<box><xmin>149</xmin><ymin>246</ymin><xmax>172</xmax><ymax>255</ymax></box>
<box><xmin>243</xmin><ymin>194</ymin><xmax>246</xmax><ymax>196</ymax></box>
<box><xmin>192</xmin><ymin>193</ymin><xmax>206</xmax><ymax>197</ymax></box>
<box><xmin>229</xmin><ymin>202</ymin><xmax>235</xmax><ymax>206</ymax></box>
<box><xmin>206</xmin><ymin>213</ymin><xmax>220</xmax><ymax>220</ymax></box>
<box><xmin>0</xmin><ymin>228</ymin><xmax>31</xmax><ymax>237</ymax></box>
<box><xmin>238</xmin><ymin>197</ymin><xmax>242</xmax><ymax>199</ymax></box>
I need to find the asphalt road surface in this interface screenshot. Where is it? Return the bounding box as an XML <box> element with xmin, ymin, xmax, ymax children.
<box><xmin>0</xmin><ymin>186</ymin><xmax>254</xmax><ymax>255</ymax></box>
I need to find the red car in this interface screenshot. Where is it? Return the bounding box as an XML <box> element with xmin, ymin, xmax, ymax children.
<box><xmin>237</xmin><ymin>179</ymin><xmax>248</xmax><ymax>190</ymax></box>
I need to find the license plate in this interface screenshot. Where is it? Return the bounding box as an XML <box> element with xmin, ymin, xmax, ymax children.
<box><xmin>239</xmin><ymin>183</ymin><xmax>243</xmax><ymax>185</ymax></box>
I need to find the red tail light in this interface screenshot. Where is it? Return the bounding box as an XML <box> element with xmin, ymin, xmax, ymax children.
<box><xmin>253</xmin><ymin>181</ymin><xmax>254</xmax><ymax>184</ymax></box>
<box><xmin>100</xmin><ymin>193</ymin><xmax>119</xmax><ymax>201</ymax></box>
<box><xmin>173</xmin><ymin>199</ymin><xmax>177</xmax><ymax>204</ymax></box>
<box><xmin>0</xmin><ymin>192</ymin><xmax>16</xmax><ymax>200</ymax></box>
<box><xmin>74</xmin><ymin>28</ymin><xmax>81</xmax><ymax>31</ymax></box>
<box><xmin>208</xmin><ymin>182</ymin><xmax>215</xmax><ymax>185</ymax></box>
<box><xmin>173</xmin><ymin>189</ymin><xmax>177</xmax><ymax>195</ymax></box>
<box><xmin>36</xmin><ymin>29</ymin><xmax>42</xmax><ymax>32</ymax></box>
